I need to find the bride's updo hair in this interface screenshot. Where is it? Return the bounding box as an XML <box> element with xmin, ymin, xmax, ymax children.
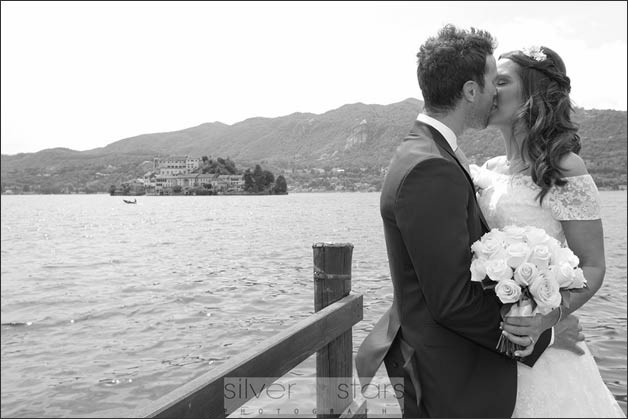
<box><xmin>500</xmin><ymin>46</ymin><xmax>581</xmax><ymax>203</ymax></box>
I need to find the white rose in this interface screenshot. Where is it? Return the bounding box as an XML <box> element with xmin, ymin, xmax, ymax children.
<box><xmin>529</xmin><ymin>273</ymin><xmax>562</xmax><ymax>314</ymax></box>
<box><xmin>514</xmin><ymin>262</ymin><xmax>539</xmax><ymax>287</ymax></box>
<box><xmin>495</xmin><ymin>279</ymin><xmax>522</xmax><ymax>304</ymax></box>
<box><xmin>502</xmin><ymin>225</ymin><xmax>528</xmax><ymax>246</ymax></box>
<box><xmin>492</xmin><ymin>247</ymin><xmax>509</xmax><ymax>261</ymax></box>
<box><xmin>524</xmin><ymin>226</ymin><xmax>553</xmax><ymax>247</ymax></box>
<box><xmin>548</xmin><ymin>262</ymin><xmax>576</xmax><ymax>288</ymax></box>
<box><xmin>552</xmin><ymin>247</ymin><xmax>580</xmax><ymax>268</ymax></box>
<box><xmin>570</xmin><ymin>267</ymin><xmax>588</xmax><ymax>289</ymax></box>
<box><xmin>470</xmin><ymin>239</ymin><xmax>485</xmax><ymax>257</ymax></box>
<box><xmin>472</xmin><ymin>236</ymin><xmax>504</xmax><ymax>259</ymax></box>
<box><xmin>483</xmin><ymin>228</ymin><xmax>508</xmax><ymax>245</ymax></box>
<box><xmin>547</xmin><ymin>243</ymin><xmax>562</xmax><ymax>266</ymax></box>
<box><xmin>470</xmin><ymin>164</ymin><xmax>492</xmax><ymax>190</ymax></box>
<box><xmin>546</xmin><ymin>237</ymin><xmax>563</xmax><ymax>259</ymax></box>
<box><xmin>528</xmin><ymin>244</ymin><xmax>552</xmax><ymax>271</ymax></box>
<box><xmin>506</xmin><ymin>242</ymin><xmax>531</xmax><ymax>269</ymax></box>
<box><xmin>485</xmin><ymin>258</ymin><xmax>513</xmax><ymax>282</ymax></box>
<box><xmin>482</xmin><ymin>236</ymin><xmax>504</xmax><ymax>257</ymax></box>
<box><xmin>470</xmin><ymin>258</ymin><xmax>487</xmax><ymax>282</ymax></box>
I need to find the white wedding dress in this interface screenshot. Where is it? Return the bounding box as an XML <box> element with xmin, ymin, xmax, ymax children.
<box><xmin>471</xmin><ymin>156</ymin><xmax>625</xmax><ymax>418</ymax></box>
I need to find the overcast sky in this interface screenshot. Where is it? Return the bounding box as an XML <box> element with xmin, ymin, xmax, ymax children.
<box><xmin>1</xmin><ymin>1</ymin><xmax>626</xmax><ymax>155</ymax></box>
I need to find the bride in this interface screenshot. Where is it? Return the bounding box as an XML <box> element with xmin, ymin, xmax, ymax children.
<box><xmin>470</xmin><ymin>45</ymin><xmax>625</xmax><ymax>417</ymax></box>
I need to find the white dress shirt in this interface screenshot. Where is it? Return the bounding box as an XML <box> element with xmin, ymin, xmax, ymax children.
<box><xmin>417</xmin><ymin>113</ymin><xmax>458</xmax><ymax>152</ymax></box>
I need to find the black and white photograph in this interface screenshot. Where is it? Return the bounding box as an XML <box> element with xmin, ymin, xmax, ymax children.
<box><xmin>1</xmin><ymin>1</ymin><xmax>626</xmax><ymax>418</ymax></box>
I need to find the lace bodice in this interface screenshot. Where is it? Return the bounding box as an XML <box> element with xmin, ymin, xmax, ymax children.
<box><xmin>471</xmin><ymin>156</ymin><xmax>601</xmax><ymax>243</ymax></box>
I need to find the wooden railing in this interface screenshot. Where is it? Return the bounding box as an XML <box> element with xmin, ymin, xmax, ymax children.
<box><xmin>132</xmin><ymin>243</ymin><xmax>365</xmax><ymax>419</ymax></box>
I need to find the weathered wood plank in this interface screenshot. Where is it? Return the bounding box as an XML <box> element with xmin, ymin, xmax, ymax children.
<box><xmin>313</xmin><ymin>243</ymin><xmax>354</xmax><ymax>419</ymax></box>
<box><xmin>313</xmin><ymin>242</ymin><xmax>353</xmax><ymax>311</ymax></box>
<box><xmin>135</xmin><ymin>294</ymin><xmax>363</xmax><ymax>419</ymax></box>
<box><xmin>340</xmin><ymin>396</ymin><xmax>367</xmax><ymax>419</ymax></box>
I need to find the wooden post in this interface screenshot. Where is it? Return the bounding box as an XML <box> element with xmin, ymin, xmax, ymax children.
<box><xmin>313</xmin><ymin>242</ymin><xmax>354</xmax><ymax>419</ymax></box>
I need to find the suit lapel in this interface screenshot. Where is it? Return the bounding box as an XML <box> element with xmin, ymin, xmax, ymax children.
<box><xmin>424</xmin><ymin>124</ymin><xmax>468</xmax><ymax>179</ymax></box>
<box><xmin>421</xmin><ymin>123</ymin><xmax>491</xmax><ymax>232</ymax></box>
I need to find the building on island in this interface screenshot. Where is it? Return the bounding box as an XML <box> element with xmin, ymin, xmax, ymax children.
<box><xmin>142</xmin><ymin>155</ymin><xmax>244</xmax><ymax>195</ymax></box>
<box><xmin>152</xmin><ymin>156</ymin><xmax>201</xmax><ymax>176</ymax></box>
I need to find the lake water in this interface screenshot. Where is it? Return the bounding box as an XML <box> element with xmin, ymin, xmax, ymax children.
<box><xmin>1</xmin><ymin>191</ymin><xmax>626</xmax><ymax>417</ymax></box>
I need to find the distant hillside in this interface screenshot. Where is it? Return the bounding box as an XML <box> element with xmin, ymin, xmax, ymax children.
<box><xmin>95</xmin><ymin>98</ymin><xmax>423</xmax><ymax>168</ymax></box>
<box><xmin>2</xmin><ymin>98</ymin><xmax>626</xmax><ymax>193</ymax></box>
<box><xmin>459</xmin><ymin>107</ymin><xmax>628</xmax><ymax>188</ymax></box>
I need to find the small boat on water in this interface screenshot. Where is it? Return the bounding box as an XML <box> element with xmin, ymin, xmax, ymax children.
<box><xmin>123</xmin><ymin>199</ymin><xmax>137</xmax><ymax>204</ymax></box>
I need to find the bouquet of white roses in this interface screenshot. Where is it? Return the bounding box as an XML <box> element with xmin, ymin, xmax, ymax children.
<box><xmin>469</xmin><ymin>225</ymin><xmax>587</xmax><ymax>357</ymax></box>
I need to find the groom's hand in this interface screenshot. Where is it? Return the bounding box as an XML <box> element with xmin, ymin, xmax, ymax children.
<box><xmin>551</xmin><ymin>314</ymin><xmax>586</xmax><ymax>355</ymax></box>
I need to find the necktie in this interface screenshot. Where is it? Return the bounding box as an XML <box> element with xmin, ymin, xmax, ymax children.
<box><xmin>455</xmin><ymin>147</ymin><xmax>470</xmax><ymax>175</ymax></box>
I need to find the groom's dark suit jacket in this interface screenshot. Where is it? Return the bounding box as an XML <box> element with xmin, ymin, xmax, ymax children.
<box><xmin>355</xmin><ymin>120</ymin><xmax>551</xmax><ymax>418</ymax></box>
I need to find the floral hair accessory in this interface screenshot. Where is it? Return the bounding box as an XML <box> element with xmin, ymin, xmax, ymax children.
<box><xmin>521</xmin><ymin>46</ymin><xmax>547</xmax><ymax>62</ymax></box>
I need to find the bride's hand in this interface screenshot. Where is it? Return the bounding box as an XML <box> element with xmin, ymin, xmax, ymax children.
<box><xmin>501</xmin><ymin>308</ymin><xmax>560</xmax><ymax>356</ymax></box>
<box><xmin>501</xmin><ymin>314</ymin><xmax>545</xmax><ymax>357</ymax></box>
<box><xmin>501</xmin><ymin>309</ymin><xmax>581</xmax><ymax>357</ymax></box>
<box><xmin>551</xmin><ymin>314</ymin><xmax>586</xmax><ymax>355</ymax></box>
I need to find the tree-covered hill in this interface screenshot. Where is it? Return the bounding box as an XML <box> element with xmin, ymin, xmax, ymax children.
<box><xmin>2</xmin><ymin>99</ymin><xmax>626</xmax><ymax>193</ymax></box>
<box><xmin>459</xmin><ymin>107</ymin><xmax>627</xmax><ymax>188</ymax></box>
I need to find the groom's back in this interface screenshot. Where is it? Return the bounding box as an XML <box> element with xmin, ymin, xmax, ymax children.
<box><xmin>380</xmin><ymin>122</ymin><xmax>443</xmax><ymax>221</ymax></box>
<box><xmin>377</xmin><ymin>121</ymin><xmax>517</xmax><ymax>417</ymax></box>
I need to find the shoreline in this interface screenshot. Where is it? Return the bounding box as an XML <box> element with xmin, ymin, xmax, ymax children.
<box><xmin>2</xmin><ymin>187</ymin><xmax>626</xmax><ymax>196</ymax></box>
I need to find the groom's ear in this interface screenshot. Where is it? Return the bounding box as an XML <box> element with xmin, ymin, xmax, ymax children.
<box><xmin>462</xmin><ymin>80</ymin><xmax>479</xmax><ymax>102</ymax></box>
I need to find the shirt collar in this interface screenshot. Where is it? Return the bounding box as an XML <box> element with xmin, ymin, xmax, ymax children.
<box><xmin>417</xmin><ymin>113</ymin><xmax>458</xmax><ymax>151</ymax></box>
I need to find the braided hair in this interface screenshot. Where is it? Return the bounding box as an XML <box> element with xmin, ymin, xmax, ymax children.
<box><xmin>499</xmin><ymin>46</ymin><xmax>581</xmax><ymax>204</ymax></box>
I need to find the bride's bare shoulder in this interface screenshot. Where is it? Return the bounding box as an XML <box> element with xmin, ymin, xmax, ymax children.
<box><xmin>558</xmin><ymin>152</ymin><xmax>588</xmax><ymax>178</ymax></box>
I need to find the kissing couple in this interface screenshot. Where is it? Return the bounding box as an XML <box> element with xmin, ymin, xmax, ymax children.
<box><xmin>356</xmin><ymin>24</ymin><xmax>625</xmax><ymax>418</ymax></box>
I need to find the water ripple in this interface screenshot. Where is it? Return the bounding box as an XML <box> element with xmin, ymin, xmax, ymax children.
<box><xmin>1</xmin><ymin>192</ymin><xmax>625</xmax><ymax>417</ymax></box>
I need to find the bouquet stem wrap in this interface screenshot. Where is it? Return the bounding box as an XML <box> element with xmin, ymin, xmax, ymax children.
<box><xmin>496</xmin><ymin>295</ymin><xmax>535</xmax><ymax>358</ymax></box>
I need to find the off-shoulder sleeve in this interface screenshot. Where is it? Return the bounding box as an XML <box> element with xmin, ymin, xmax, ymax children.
<box><xmin>549</xmin><ymin>175</ymin><xmax>601</xmax><ymax>220</ymax></box>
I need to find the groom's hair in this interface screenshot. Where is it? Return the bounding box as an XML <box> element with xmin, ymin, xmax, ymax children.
<box><xmin>417</xmin><ymin>24</ymin><xmax>496</xmax><ymax>113</ymax></box>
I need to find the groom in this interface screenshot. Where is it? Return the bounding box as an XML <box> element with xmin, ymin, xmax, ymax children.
<box><xmin>355</xmin><ymin>25</ymin><xmax>568</xmax><ymax>417</ymax></box>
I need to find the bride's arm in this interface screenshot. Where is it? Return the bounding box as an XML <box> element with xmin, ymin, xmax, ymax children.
<box><xmin>555</xmin><ymin>153</ymin><xmax>606</xmax><ymax>316</ymax></box>
<box><xmin>504</xmin><ymin>154</ymin><xmax>603</xmax><ymax>357</ymax></box>
<box><xmin>561</xmin><ymin>219</ymin><xmax>606</xmax><ymax>315</ymax></box>
<box><xmin>543</xmin><ymin>218</ymin><xmax>604</xmax><ymax>356</ymax></box>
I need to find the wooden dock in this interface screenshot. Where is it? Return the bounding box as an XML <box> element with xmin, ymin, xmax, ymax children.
<box><xmin>132</xmin><ymin>243</ymin><xmax>366</xmax><ymax>419</ymax></box>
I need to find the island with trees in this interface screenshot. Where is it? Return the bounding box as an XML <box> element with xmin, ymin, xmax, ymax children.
<box><xmin>109</xmin><ymin>155</ymin><xmax>287</xmax><ymax>196</ymax></box>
